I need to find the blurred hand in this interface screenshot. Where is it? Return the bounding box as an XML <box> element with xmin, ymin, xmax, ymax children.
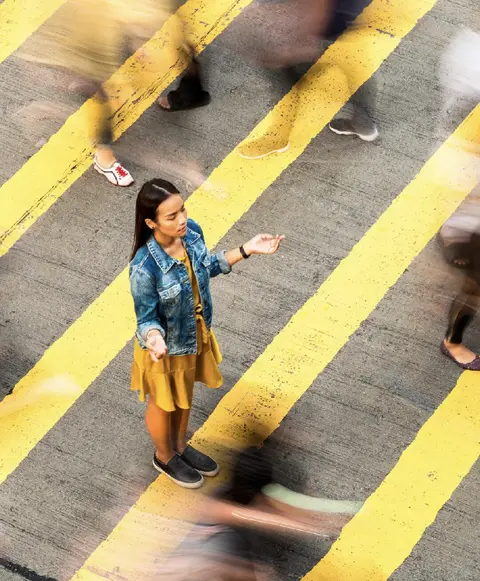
<box><xmin>146</xmin><ymin>332</ymin><xmax>168</xmax><ymax>362</ymax></box>
<box><xmin>244</xmin><ymin>234</ymin><xmax>285</xmax><ymax>256</ymax></box>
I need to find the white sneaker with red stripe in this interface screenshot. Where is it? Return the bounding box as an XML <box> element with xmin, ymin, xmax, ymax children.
<box><xmin>94</xmin><ymin>157</ymin><xmax>134</xmax><ymax>187</ymax></box>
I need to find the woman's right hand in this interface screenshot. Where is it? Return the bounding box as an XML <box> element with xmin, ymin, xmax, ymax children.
<box><xmin>146</xmin><ymin>331</ymin><xmax>168</xmax><ymax>362</ymax></box>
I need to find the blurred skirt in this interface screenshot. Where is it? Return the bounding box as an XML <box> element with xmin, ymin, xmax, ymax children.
<box><xmin>131</xmin><ymin>317</ymin><xmax>223</xmax><ymax>412</ymax></box>
<box><xmin>17</xmin><ymin>0</ymin><xmax>175</xmax><ymax>83</ymax></box>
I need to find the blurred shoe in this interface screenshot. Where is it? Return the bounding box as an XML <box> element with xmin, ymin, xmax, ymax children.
<box><xmin>440</xmin><ymin>341</ymin><xmax>480</xmax><ymax>370</ymax></box>
<box><xmin>181</xmin><ymin>445</ymin><xmax>220</xmax><ymax>477</ymax></box>
<box><xmin>94</xmin><ymin>157</ymin><xmax>134</xmax><ymax>187</ymax></box>
<box><xmin>329</xmin><ymin>119</ymin><xmax>379</xmax><ymax>142</ymax></box>
<box><xmin>153</xmin><ymin>453</ymin><xmax>204</xmax><ymax>488</ymax></box>
<box><xmin>237</xmin><ymin>134</ymin><xmax>290</xmax><ymax>159</ymax></box>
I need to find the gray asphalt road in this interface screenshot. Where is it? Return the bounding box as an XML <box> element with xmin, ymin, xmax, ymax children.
<box><xmin>1</xmin><ymin>1</ymin><xmax>479</xmax><ymax>580</ymax></box>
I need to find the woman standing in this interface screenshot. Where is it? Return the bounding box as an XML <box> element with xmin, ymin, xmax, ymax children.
<box><xmin>129</xmin><ymin>179</ymin><xmax>284</xmax><ymax>488</ymax></box>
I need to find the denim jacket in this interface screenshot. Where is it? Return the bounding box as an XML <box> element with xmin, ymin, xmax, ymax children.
<box><xmin>129</xmin><ymin>219</ymin><xmax>231</xmax><ymax>355</ymax></box>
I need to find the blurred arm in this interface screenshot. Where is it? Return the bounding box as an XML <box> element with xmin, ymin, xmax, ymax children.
<box><xmin>204</xmin><ymin>497</ymin><xmax>349</xmax><ymax>537</ymax></box>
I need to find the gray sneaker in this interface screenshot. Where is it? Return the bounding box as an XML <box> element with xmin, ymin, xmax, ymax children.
<box><xmin>329</xmin><ymin>118</ymin><xmax>379</xmax><ymax>142</ymax></box>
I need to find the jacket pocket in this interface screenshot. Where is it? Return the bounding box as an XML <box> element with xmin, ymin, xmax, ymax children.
<box><xmin>159</xmin><ymin>283</ymin><xmax>182</xmax><ymax>301</ymax></box>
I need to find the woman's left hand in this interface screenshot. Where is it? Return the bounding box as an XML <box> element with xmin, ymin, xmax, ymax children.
<box><xmin>244</xmin><ymin>234</ymin><xmax>285</xmax><ymax>256</ymax></box>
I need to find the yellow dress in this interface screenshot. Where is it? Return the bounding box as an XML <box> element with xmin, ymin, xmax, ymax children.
<box><xmin>131</xmin><ymin>251</ymin><xmax>223</xmax><ymax>412</ymax></box>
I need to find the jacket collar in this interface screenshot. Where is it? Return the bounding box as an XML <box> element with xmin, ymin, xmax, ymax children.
<box><xmin>146</xmin><ymin>227</ymin><xmax>201</xmax><ymax>274</ymax></box>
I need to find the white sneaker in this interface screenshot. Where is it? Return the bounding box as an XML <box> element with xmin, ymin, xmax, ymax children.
<box><xmin>94</xmin><ymin>158</ymin><xmax>134</xmax><ymax>186</ymax></box>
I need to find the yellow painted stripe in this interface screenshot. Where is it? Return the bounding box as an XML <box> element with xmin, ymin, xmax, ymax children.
<box><xmin>0</xmin><ymin>0</ymin><xmax>440</xmax><ymax>485</ymax></box>
<box><xmin>0</xmin><ymin>0</ymin><xmax>66</xmax><ymax>65</ymax></box>
<box><xmin>302</xmin><ymin>372</ymin><xmax>480</xmax><ymax>581</ymax></box>
<box><xmin>0</xmin><ymin>0</ymin><xmax>253</xmax><ymax>255</ymax></box>
<box><xmin>68</xmin><ymin>108</ymin><xmax>480</xmax><ymax>580</ymax></box>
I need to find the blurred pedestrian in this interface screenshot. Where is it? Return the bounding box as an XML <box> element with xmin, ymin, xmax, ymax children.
<box><xmin>325</xmin><ymin>0</ymin><xmax>378</xmax><ymax>142</ymax></box>
<box><xmin>231</xmin><ymin>0</ymin><xmax>378</xmax><ymax>159</ymax></box>
<box><xmin>129</xmin><ymin>179</ymin><xmax>284</xmax><ymax>488</ymax></box>
<box><xmin>436</xmin><ymin>21</ymin><xmax>480</xmax><ymax>144</ymax></box>
<box><xmin>159</xmin><ymin>445</ymin><xmax>361</xmax><ymax>579</ymax></box>
<box><xmin>437</xmin><ymin>21</ymin><xmax>480</xmax><ymax>370</ymax></box>
<box><xmin>17</xmin><ymin>0</ymin><xmax>182</xmax><ymax>186</ymax></box>
<box><xmin>440</xmin><ymin>226</ymin><xmax>480</xmax><ymax>370</ymax></box>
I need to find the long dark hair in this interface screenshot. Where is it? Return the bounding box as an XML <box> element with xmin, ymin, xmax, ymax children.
<box><xmin>131</xmin><ymin>178</ymin><xmax>180</xmax><ymax>260</ymax></box>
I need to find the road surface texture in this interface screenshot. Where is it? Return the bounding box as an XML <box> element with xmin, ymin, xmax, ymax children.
<box><xmin>1</xmin><ymin>1</ymin><xmax>479</xmax><ymax>581</ymax></box>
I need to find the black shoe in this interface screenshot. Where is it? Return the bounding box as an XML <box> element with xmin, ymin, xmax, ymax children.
<box><xmin>181</xmin><ymin>445</ymin><xmax>220</xmax><ymax>477</ymax></box>
<box><xmin>153</xmin><ymin>453</ymin><xmax>204</xmax><ymax>489</ymax></box>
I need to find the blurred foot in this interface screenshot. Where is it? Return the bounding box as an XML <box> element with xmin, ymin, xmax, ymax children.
<box><xmin>237</xmin><ymin>134</ymin><xmax>290</xmax><ymax>159</ymax></box>
<box><xmin>441</xmin><ymin>340</ymin><xmax>480</xmax><ymax>369</ymax></box>
<box><xmin>94</xmin><ymin>156</ymin><xmax>134</xmax><ymax>187</ymax></box>
<box><xmin>158</xmin><ymin>89</ymin><xmax>211</xmax><ymax>112</ymax></box>
<box><xmin>95</xmin><ymin>146</ymin><xmax>117</xmax><ymax>167</ymax></box>
<box><xmin>158</xmin><ymin>96</ymin><xmax>171</xmax><ymax>110</ymax></box>
<box><xmin>436</xmin><ymin>232</ymin><xmax>471</xmax><ymax>269</ymax></box>
<box><xmin>452</xmin><ymin>257</ymin><xmax>469</xmax><ymax>267</ymax></box>
<box><xmin>329</xmin><ymin>119</ymin><xmax>379</xmax><ymax>142</ymax></box>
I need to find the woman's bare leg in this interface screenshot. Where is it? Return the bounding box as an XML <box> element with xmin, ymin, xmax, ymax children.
<box><xmin>145</xmin><ymin>397</ymin><xmax>175</xmax><ymax>463</ymax></box>
<box><xmin>172</xmin><ymin>407</ymin><xmax>191</xmax><ymax>454</ymax></box>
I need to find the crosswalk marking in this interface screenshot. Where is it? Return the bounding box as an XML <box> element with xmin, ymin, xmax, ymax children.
<box><xmin>0</xmin><ymin>0</ymin><xmax>254</xmax><ymax>256</ymax></box>
<box><xmin>301</xmin><ymin>371</ymin><xmax>480</xmax><ymax>581</ymax></box>
<box><xmin>0</xmin><ymin>0</ymin><xmax>66</xmax><ymax>65</ymax></box>
<box><xmin>0</xmin><ymin>0</ymin><xmax>439</xmax><ymax>485</ymax></box>
<box><xmin>68</xmin><ymin>106</ymin><xmax>480</xmax><ymax>581</ymax></box>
